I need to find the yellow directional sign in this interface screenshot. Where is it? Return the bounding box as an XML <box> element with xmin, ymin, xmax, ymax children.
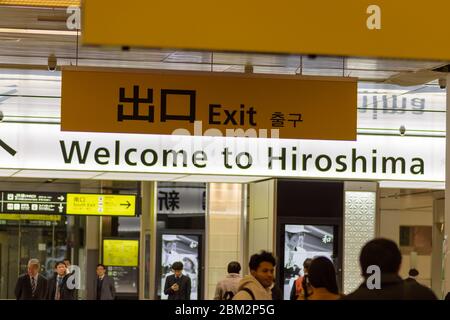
<box><xmin>66</xmin><ymin>194</ymin><xmax>136</xmax><ymax>216</ymax></box>
<box><xmin>103</xmin><ymin>239</ymin><xmax>139</xmax><ymax>267</ymax></box>
<box><xmin>83</xmin><ymin>0</ymin><xmax>450</xmax><ymax>61</ymax></box>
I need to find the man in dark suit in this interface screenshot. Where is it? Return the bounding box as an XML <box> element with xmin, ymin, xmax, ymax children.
<box><xmin>15</xmin><ymin>258</ymin><xmax>48</xmax><ymax>300</ymax></box>
<box><xmin>47</xmin><ymin>261</ymin><xmax>76</xmax><ymax>300</ymax></box>
<box><xmin>93</xmin><ymin>264</ymin><xmax>116</xmax><ymax>300</ymax></box>
<box><xmin>164</xmin><ymin>261</ymin><xmax>191</xmax><ymax>300</ymax></box>
<box><xmin>405</xmin><ymin>268</ymin><xmax>419</xmax><ymax>284</ymax></box>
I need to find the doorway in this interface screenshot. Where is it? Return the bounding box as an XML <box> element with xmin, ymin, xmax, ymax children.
<box><xmin>0</xmin><ymin>215</ymin><xmax>67</xmax><ymax>299</ymax></box>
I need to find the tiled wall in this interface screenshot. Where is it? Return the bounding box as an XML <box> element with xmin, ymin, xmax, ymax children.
<box><xmin>207</xmin><ymin>183</ymin><xmax>243</xmax><ymax>299</ymax></box>
<box><xmin>344</xmin><ymin>191</ymin><xmax>376</xmax><ymax>294</ymax></box>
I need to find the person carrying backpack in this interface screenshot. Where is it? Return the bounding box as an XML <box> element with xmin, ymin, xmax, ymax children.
<box><xmin>233</xmin><ymin>251</ymin><xmax>276</xmax><ymax>300</ymax></box>
<box><xmin>290</xmin><ymin>258</ymin><xmax>312</xmax><ymax>300</ymax></box>
<box><xmin>214</xmin><ymin>261</ymin><xmax>242</xmax><ymax>300</ymax></box>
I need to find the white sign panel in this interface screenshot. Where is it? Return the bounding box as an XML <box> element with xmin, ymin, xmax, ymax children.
<box><xmin>157</xmin><ymin>183</ymin><xmax>206</xmax><ymax>215</ymax></box>
<box><xmin>0</xmin><ymin>123</ymin><xmax>444</xmax><ymax>182</ymax></box>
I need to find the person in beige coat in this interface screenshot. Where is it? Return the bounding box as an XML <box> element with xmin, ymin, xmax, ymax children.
<box><xmin>214</xmin><ymin>261</ymin><xmax>242</xmax><ymax>300</ymax></box>
<box><xmin>233</xmin><ymin>251</ymin><xmax>276</xmax><ymax>300</ymax></box>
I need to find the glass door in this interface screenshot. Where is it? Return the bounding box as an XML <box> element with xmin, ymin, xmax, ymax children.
<box><xmin>0</xmin><ymin>215</ymin><xmax>67</xmax><ymax>299</ymax></box>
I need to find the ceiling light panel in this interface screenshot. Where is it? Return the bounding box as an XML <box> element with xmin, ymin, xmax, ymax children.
<box><xmin>0</xmin><ymin>0</ymin><xmax>80</xmax><ymax>7</ymax></box>
<box><xmin>173</xmin><ymin>175</ymin><xmax>269</xmax><ymax>183</ymax></box>
<box><xmin>0</xmin><ymin>169</ymin><xmax>19</xmax><ymax>176</ymax></box>
<box><xmin>96</xmin><ymin>172</ymin><xmax>187</xmax><ymax>181</ymax></box>
<box><xmin>13</xmin><ymin>170</ymin><xmax>101</xmax><ymax>179</ymax></box>
<box><xmin>379</xmin><ymin>181</ymin><xmax>445</xmax><ymax>190</ymax></box>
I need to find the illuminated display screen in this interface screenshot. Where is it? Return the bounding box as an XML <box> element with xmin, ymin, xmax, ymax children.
<box><xmin>283</xmin><ymin>224</ymin><xmax>335</xmax><ymax>299</ymax></box>
<box><xmin>103</xmin><ymin>239</ymin><xmax>139</xmax><ymax>267</ymax></box>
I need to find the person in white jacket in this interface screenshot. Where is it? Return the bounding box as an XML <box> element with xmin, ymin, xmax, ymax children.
<box><xmin>233</xmin><ymin>251</ymin><xmax>276</xmax><ymax>300</ymax></box>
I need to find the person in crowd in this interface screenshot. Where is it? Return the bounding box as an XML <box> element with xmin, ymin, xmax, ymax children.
<box><xmin>405</xmin><ymin>268</ymin><xmax>419</xmax><ymax>284</ymax></box>
<box><xmin>15</xmin><ymin>258</ymin><xmax>48</xmax><ymax>300</ymax></box>
<box><xmin>270</xmin><ymin>280</ymin><xmax>283</xmax><ymax>300</ymax></box>
<box><xmin>342</xmin><ymin>238</ymin><xmax>437</xmax><ymax>300</ymax></box>
<box><xmin>299</xmin><ymin>256</ymin><xmax>341</xmax><ymax>300</ymax></box>
<box><xmin>63</xmin><ymin>258</ymin><xmax>79</xmax><ymax>299</ymax></box>
<box><xmin>301</xmin><ymin>272</ymin><xmax>313</xmax><ymax>300</ymax></box>
<box><xmin>93</xmin><ymin>264</ymin><xmax>116</xmax><ymax>300</ymax></box>
<box><xmin>47</xmin><ymin>261</ymin><xmax>76</xmax><ymax>300</ymax></box>
<box><xmin>290</xmin><ymin>258</ymin><xmax>312</xmax><ymax>300</ymax></box>
<box><xmin>63</xmin><ymin>259</ymin><xmax>71</xmax><ymax>271</ymax></box>
<box><xmin>214</xmin><ymin>261</ymin><xmax>242</xmax><ymax>300</ymax></box>
<box><xmin>164</xmin><ymin>261</ymin><xmax>191</xmax><ymax>300</ymax></box>
<box><xmin>233</xmin><ymin>251</ymin><xmax>276</xmax><ymax>300</ymax></box>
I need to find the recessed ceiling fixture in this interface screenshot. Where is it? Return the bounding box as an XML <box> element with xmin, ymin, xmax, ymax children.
<box><xmin>37</xmin><ymin>14</ymin><xmax>68</xmax><ymax>22</ymax></box>
<box><xmin>0</xmin><ymin>0</ymin><xmax>80</xmax><ymax>7</ymax></box>
<box><xmin>0</xmin><ymin>36</ymin><xmax>21</xmax><ymax>42</ymax></box>
<box><xmin>0</xmin><ymin>27</ymin><xmax>77</xmax><ymax>36</ymax></box>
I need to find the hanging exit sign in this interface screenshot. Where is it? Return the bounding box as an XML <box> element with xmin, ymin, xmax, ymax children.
<box><xmin>82</xmin><ymin>0</ymin><xmax>450</xmax><ymax>61</ymax></box>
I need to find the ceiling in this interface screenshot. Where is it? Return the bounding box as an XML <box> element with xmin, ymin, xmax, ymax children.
<box><xmin>0</xmin><ymin>168</ymin><xmax>270</xmax><ymax>184</ymax></box>
<box><xmin>0</xmin><ymin>6</ymin><xmax>448</xmax><ymax>82</ymax></box>
<box><xmin>379</xmin><ymin>188</ymin><xmax>444</xmax><ymax>213</ymax></box>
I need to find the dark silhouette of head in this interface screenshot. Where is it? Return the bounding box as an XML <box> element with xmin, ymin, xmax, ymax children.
<box><xmin>303</xmin><ymin>258</ymin><xmax>313</xmax><ymax>274</ymax></box>
<box><xmin>171</xmin><ymin>261</ymin><xmax>184</xmax><ymax>278</ymax></box>
<box><xmin>227</xmin><ymin>261</ymin><xmax>241</xmax><ymax>274</ymax></box>
<box><xmin>360</xmin><ymin>238</ymin><xmax>402</xmax><ymax>278</ymax></box>
<box><xmin>308</xmin><ymin>256</ymin><xmax>339</xmax><ymax>294</ymax></box>
<box><xmin>249</xmin><ymin>251</ymin><xmax>276</xmax><ymax>271</ymax></box>
<box><xmin>171</xmin><ymin>261</ymin><xmax>184</xmax><ymax>271</ymax></box>
<box><xmin>408</xmin><ymin>268</ymin><xmax>419</xmax><ymax>277</ymax></box>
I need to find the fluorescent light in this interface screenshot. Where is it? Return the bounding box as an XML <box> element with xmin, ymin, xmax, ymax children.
<box><xmin>96</xmin><ymin>172</ymin><xmax>186</xmax><ymax>181</ymax></box>
<box><xmin>0</xmin><ymin>28</ymin><xmax>78</xmax><ymax>36</ymax></box>
<box><xmin>379</xmin><ymin>180</ymin><xmax>445</xmax><ymax>190</ymax></box>
<box><xmin>0</xmin><ymin>169</ymin><xmax>19</xmax><ymax>177</ymax></box>
<box><xmin>173</xmin><ymin>175</ymin><xmax>269</xmax><ymax>183</ymax></box>
<box><xmin>0</xmin><ymin>37</ymin><xmax>21</xmax><ymax>43</ymax></box>
<box><xmin>0</xmin><ymin>0</ymin><xmax>80</xmax><ymax>7</ymax></box>
<box><xmin>13</xmin><ymin>170</ymin><xmax>101</xmax><ymax>179</ymax></box>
